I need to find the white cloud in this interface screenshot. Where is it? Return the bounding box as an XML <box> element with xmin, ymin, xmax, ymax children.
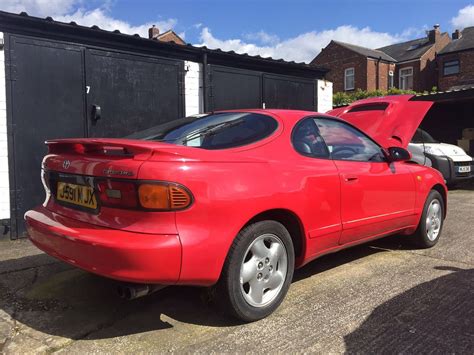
<box><xmin>0</xmin><ymin>0</ymin><xmax>177</xmax><ymax>37</ymax></box>
<box><xmin>55</xmin><ymin>8</ymin><xmax>176</xmax><ymax>37</ymax></box>
<box><xmin>451</xmin><ymin>4</ymin><xmax>474</xmax><ymax>29</ymax></box>
<box><xmin>1</xmin><ymin>0</ymin><xmax>76</xmax><ymax>17</ymax></box>
<box><xmin>244</xmin><ymin>31</ymin><xmax>280</xmax><ymax>45</ymax></box>
<box><xmin>199</xmin><ymin>26</ymin><xmax>415</xmax><ymax>63</ymax></box>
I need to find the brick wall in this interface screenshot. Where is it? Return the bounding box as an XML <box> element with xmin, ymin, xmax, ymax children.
<box><xmin>313</xmin><ymin>34</ymin><xmax>451</xmax><ymax>93</ymax></box>
<box><xmin>311</xmin><ymin>42</ymin><xmax>367</xmax><ymax>93</ymax></box>
<box><xmin>0</xmin><ymin>32</ymin><xmax>10</xmax><ymax>220</ymax></box>
<box><xmin>366</xmin><ymin>59</ymin><xmax>376</xmax><ymax>91</ymax></box>
<box><xmin>419</xmin><ymin>33</ymin><xmax>451</xmax><ymax>91</ymax></box>
<box><xmin>184</xmin><ymin>61</ymin><xmax>203</xmax><ymax>116</ymax></box>
<box><xmin>366</xmin><ymin>60</ymin><xmax>394</xmax><ymax>91</ymax></box>
<box><xmin>437</xmin><ymin>51</ymin><xmax>474</xmax><ymax>91</ymax></box>
<box><xmin>158</xmin><ymin>31</ymin><xmax>185</xmax><ymax>45</ymax></box>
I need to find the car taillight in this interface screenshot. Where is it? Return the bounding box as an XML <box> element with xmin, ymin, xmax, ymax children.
<box><xmin>138</xmin><ymin>183</ymin><xmax>192</xmax><ymax>210</ymax></box>
<box><xmin>96</xmin><ymin>179</ymin><xmax>192</xmax><ymax>211</ymax></box>
<box><xmin>97</xmin><ymin>180</ymin><xmax>138</xmax><ymax>209</ymax></box>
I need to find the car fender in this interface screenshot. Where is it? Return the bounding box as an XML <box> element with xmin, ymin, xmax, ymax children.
<box><xmin>408</xmin><ymin>164</ymin><xmax>447</xmax><ymax>219</ymax></box>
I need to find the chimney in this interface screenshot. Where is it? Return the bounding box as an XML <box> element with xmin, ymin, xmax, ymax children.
<box><xmin>428</xmin><ymin>24</ymin><xmax>441</xmax><ymax>43</ymax></box>
<box><xmin>452</xmin><ymin>29</ymin><xmax>462</xmax><ymax>40</ymax></box>
<box><xmin>148</xmin><ymin>25</ymin><xmax>160</xmax><ymax>40</ymax></box>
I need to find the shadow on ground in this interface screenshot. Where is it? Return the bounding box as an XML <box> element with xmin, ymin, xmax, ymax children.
<box><xmin>344</xmin><ymin>267</ymin><xmax>474</xmax><ymax>353</ymax></box>
<box><xmin>449</xmin><ymin>179</ymin><xmax>474</xmax><ymax>191</ymax></box>
<box><xmin>0</xmin><ymin>241</ymin><xmax>387</xmax><ymax>341</ymax></box>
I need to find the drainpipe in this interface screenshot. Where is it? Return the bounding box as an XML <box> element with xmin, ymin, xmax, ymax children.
<box><xmin>202</xmin><ymin>52</ymin><xmax>208</xmax><ymax>113</ymax></box>
<box><xmin>376</xmin><ymin>56</ymin><xmax>381</xmax><ymax>90</ymax></box>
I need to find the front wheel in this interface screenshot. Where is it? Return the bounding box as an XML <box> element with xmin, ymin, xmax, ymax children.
<box><xmin>411</xmin><ymin>189</ymin><xmax>445</xmax><ymax>248</ymax></box>
<box><xmin>216</xmin><ymin>220</ymin><xmax>295</xmax><ymax>322</ymax></box>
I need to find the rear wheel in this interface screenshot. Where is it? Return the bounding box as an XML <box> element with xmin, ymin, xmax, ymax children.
<box><xmin>411</xmin><ymin>190</ymin><xmax>444</xmax><ymax>248</ymax></box>
<box><xmin>216</xmin><ymin>220</ymin><xmax>294</xmax><ymax>322</ymax></box>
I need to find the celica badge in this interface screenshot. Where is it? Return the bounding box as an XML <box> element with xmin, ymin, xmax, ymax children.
<box><xmin>103</xmin><ymin>168</ymin><xmax>133</xmax><ymax>177</ymax></box>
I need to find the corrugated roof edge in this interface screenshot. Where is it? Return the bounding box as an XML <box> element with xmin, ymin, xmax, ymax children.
<box><xmin>414</xmin><ymin>85</ymin><xmax>474</xmax><ymax>96</ymax></box>
<box><xmin>0</xmin><ymin>10</ymin><xmax>328</xmax><ymax>76</ymax></box>
<box><xmin>334</xmin><ymin>87</ymin><xmax>474</xmax><ymax>106</ymax></box>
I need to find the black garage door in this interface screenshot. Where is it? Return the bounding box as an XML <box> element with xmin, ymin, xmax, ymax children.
<box><xmin>208</xmin><ymin>66</ymin><xmax>262</xmax><ymax>110</ymax></box>
<box><xmin>208</xmin><ymin>65</ymin><xmax>316</xmax><ymax>111</ymax></box>
<box><xmin>263</xmin><ymin>74</ymin><xmax>315</xmax><ymax>110</ymax></box>
<box><xmin>6</xmin><ymin>35</ymin><xmax>184</xmax><ymax>238</ymax></box>
<box><xmin>7</xmin><ymin>36</ymin><xmax>86</xmax><ymax>239</ymax></box>
<box><xmin>86</xmin><ymin>50</ymin><xmax>184</xmax><ymax>137</ymax></box>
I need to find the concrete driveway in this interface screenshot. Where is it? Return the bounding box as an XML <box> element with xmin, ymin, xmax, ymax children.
<box><xmin>0</xmin><ymin>186</ymin><xmax>473</xmax><ymax>353</ymax></box>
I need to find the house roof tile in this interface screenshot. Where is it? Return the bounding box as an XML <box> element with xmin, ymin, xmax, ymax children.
<box><xmin>332</xmin><ymin>40</ymin><xmax>396</xmax><ymax>62</ymax></box>
<box><xmin>377</xmin><ymin>36</ymin><xmax>436</xmax><ymax>62</ymax></box>
<box><xmin>439</xmin><ymin>27</ymin><xmax>474</xmax><ymax>54</ymax></box>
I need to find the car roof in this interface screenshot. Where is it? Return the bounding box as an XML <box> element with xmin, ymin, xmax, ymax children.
<box><xmin>213</xmin><ymin>108</ymin><xmax>335</xmax><ymax>125</ymax></box>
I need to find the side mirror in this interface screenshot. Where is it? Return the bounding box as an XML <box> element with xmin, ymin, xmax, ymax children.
<box><xmin>387</xmin><ymin>147</ymin><xmax>411</xmax><ymax>162</ymax></box>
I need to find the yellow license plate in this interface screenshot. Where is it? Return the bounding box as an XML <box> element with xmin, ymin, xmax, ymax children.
<box><xmin>56</xmin><ymin>182</ymin><xmax>97</xmax><ymax>209</ymax></box>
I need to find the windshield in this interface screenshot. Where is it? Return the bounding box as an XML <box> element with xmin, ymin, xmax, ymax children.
<box><xmin>126</xmin><ymin>112</ymin><xmax>278</xmax><ymax>150</ymax></box>
<box><xmin>411</xmin><ymin>128</ymin><xmax>439</xmax><ymax>144</ymax></box>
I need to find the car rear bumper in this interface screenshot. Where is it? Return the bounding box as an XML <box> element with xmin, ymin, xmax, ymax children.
<box><xmin>24</xmin><ymin>206</ymin><xmax>182</xmax><ymax>284</ymax></box>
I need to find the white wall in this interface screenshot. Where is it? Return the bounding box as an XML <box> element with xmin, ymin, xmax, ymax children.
<box><xmin>184</xmin><ymin>61</ymin><xmax>203</xmax><ymax>116</ymax></box>
<box><xmin>0</xmin><ymin>33</ymin><xmax>10</xmax><ymax>220</ymax></box>
<box><xmin>317</xmin><ymin>79</ymin><xmax>333</xmax><ymax>113</ymax></box>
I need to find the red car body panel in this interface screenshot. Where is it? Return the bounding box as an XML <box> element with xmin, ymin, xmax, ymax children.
<box><xmin>25</xmin><ymin>97</ymin><xmax>447</xmax><ymax>286</ymax></box>
<box><xmin>26</xmin><ymin>207</ymin><xmax>181</xmax><ymax>283</ymax></box>
<box><xmin>328</xmin><ymin>95</ymin><xmax>433</xmax><ymax>148</ymax></box>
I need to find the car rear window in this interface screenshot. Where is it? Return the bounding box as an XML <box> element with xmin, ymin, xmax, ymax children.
<box><xmin>126</xmin><ymin>112</ymin><xmax>278</xmax><ymax>149</ymax></box>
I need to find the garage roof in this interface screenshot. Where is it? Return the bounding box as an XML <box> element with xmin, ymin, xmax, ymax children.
<box><xmin>412</xmin><ymin>86</ymin><xmax>474</xmax><ymax>102</ymax></box>
<box><xmin>0</xmin><ymin>10</ymin><xmax>328</xmax><ymax>79</ymax></box>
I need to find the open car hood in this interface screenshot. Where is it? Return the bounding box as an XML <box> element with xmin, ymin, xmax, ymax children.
<box><xmin>327</xmin><ymin>95</ymin><xmax>433</xmax><ymax>148</ymax></box>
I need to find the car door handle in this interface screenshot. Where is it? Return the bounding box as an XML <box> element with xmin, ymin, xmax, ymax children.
<box><xmin>343</xmin><ymin>175</ymin><xmax>359</xmax><ymax>182</ymax></box>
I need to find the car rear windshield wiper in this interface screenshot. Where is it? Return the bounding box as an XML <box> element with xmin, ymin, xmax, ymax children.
<box><xmin>182</xmin><ymin>119</ymin><xmax>245</xmax><ymax>144</ymax></box>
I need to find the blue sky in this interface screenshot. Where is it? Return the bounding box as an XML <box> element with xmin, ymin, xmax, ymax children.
<box><xmin>3</xmin><ymin>0</ymin><xmax>474</xmax><ymax>62</ymax></box>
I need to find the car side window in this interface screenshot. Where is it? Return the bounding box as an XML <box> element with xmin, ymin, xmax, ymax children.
<box><xmin>292</xmin><ymin>118</ymin><xmax>330</xmax><ymax>158</ymax></box>
<box><xmin>315</xmin><ymin>118</ymin><xmax>385</xmax><ymax>162</ymax></box>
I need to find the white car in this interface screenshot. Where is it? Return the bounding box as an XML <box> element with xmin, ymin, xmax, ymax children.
<box><xmin>409</xmin><ymin>128</ymin><xmax>473</xmax><ymax>185</ymax></box>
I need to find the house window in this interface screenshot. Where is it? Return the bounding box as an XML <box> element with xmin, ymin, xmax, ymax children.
<box><xmin>399</xmin><ymin>67</ymin><xmax>413</xmax><ymax>90</ymax></box>
<box><xmin>344</xmin><ymin>68</ymin><xmax>355</xmax><ymax>91</ymax></box>
<box><xmin>443</xmin><ymin>60</ymin><xmax>460</xmax><ymax>76</ymax></box>
<box><xmin>388</xmin><ymin>70</ymin><xmax>394</xmax><ymax>89</ymax></box>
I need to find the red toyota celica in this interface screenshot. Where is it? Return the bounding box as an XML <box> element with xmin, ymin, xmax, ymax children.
<box><xmin>25</xmin><ymin>95</ymin><xmax>446</xmax><ymax>321</ymax></box>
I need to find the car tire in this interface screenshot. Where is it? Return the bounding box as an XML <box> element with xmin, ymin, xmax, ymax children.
<box><xmin>215</xmin><ymin>220</ymin><xmax>295</xmax><ymax>322</ymax></box>
<box><xmin>411</xmin><ymin>189</ymin><xmax>445</xmax><ymax>248</ymax></box>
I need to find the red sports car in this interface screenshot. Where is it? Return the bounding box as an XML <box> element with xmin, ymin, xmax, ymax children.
<box><xmin>25</xmin><ymin>95</ymin><xmax>447</xmax><ymax>321</ymax></box>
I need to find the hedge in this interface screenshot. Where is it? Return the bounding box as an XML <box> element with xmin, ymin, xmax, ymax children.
<box><xmin>333</xmin><ymin>87</ymin><xmax>437</xmax><ymax>107</ymax></box>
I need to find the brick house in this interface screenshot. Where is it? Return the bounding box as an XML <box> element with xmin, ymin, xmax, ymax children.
<box><xmin>310</xmin><ymin>40</ymin><xmax>396</xmax><ymax>93</ymax></box>
<box><xmin>148</xmin><ymin>25</ymin><xmax>186</xmax><ymax>45</ymax></box>
<box><xmin>437</xmin><ymin>27</ymin><xmax>474</xmax><ymax>91</ymax></box>
<box><xmin>312</xmin><ymin>25</ymin><xmax>451</xmax><ymax>93</ymax></box>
